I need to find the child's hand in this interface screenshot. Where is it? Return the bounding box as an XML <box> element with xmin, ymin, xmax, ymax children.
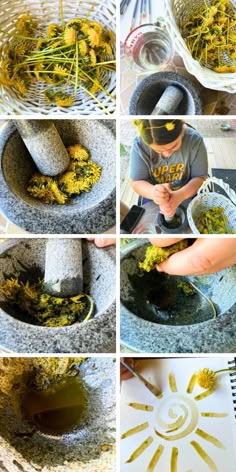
<box><xmin>159</xmin><ymin>192</ymin><xmax>182</xmax><ymax>217</ymax></box>
<box><xmin>153</xmin><ymin>238</ymin><xmax>236</xmax><ymax>276</ymax></box>
<box><xmin>152</xmin><ymin>183</ymin><xmax>171</xmax><ymax>206</ymax></box>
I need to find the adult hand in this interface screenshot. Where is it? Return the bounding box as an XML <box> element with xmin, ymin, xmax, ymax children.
<box><xmin>120</xmin><ymin>358</ymin><xmax>136</xmax><ymax>380</ymax></box>
<box><xmin>150</xmin><ymin>238</ymin><xmax>236</xmax><ymax>276</ymax></box>
<box><xmin>152</xmin><ymin>183</ymin><xmax>170</xmax><ymax>206</ymax></box>
<box><xmin>87</xmin><ymin>238</ymin><xmax>116</xmax><ymax>247</ymax></box>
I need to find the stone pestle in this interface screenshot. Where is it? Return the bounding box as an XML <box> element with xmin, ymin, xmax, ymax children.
<box><xmin>13</xmin><ymin>120</ymin><xmax>70</xmax><ymax>176</ymax></box>
<box><xmin>151</xmin><ymin>85</ymin><xmax>184</xmax><ymax>115</ymax></box>
<box><xmin>44</xmin><ymin>239</ymin><xmax>83</xmax><ymax>297</ymax></box>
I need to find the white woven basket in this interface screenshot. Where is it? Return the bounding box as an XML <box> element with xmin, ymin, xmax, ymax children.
<box><xmin>187</xmin><ymin>177</ymin><xmax>236</xmax><ymax>234</ymax></box>
<box><xmin>164</xmin><ymin>0</ymin><xmax>236</xmax><ymax>93</ymax></box>
<box><xmin>0</xmin><ymin>0</ymin><xmax>116</xmax><ymax>115</ymax></box>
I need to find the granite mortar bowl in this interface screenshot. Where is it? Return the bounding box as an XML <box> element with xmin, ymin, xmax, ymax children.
<box><xmin>156</xmin><ymin>205</ymin><xmax>187</xmax><ymax>233</ymax></box>
<box><xmin>129</xmin><ymin>72</ymin><xmax>202</xmax><ymax>115</ymax></box>
<box><xmin>0</xmin><ymin>357</ymin><xmax>116</xmax><ymax>472</ymax></box>
<box><xmin>0</xmin><ymin>239</ymin><xmax>116</xmax><ymax>353</ymax></box>
<box><xmin>120</xmin><ymin>240</ymin><xmax>236</xmax><ymax>353</ymax></box>
<box><xmin>0</xmin><ymin>120</ymin><xmax>116</xmax><ymax>234</ymax></box>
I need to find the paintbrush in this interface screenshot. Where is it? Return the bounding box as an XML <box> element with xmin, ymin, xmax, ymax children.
<box><xmin>121</xmin><ymin>359</ymin><xmax>162</xmax><ymax>398</ymax></box>
<box><xmin>130</xmin><ymin>0</ymin><xmax>140</xmax><ymax>31</ymax></box>
<box><xmin>120</xmin><ymin>0</ymin><xmax>131</xmax><ymax>15</ymax></box>
<box><xmin>142</xmin><ymin>0</ymin><xmax>147</xmax><ymax>23</ymax></box>
<box><xmin>139</xmin><ymin>0</ymin><xmax>144</xmax><ymax>25</ymax></box>
<box><xmin>148</xmin><ymin>0</ymin><xmax>152</xmax><ymax>23</ymax></box>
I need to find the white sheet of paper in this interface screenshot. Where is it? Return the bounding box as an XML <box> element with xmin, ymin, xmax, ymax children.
<box><xmin>120</xmin><ymin>358</ymin><xmax>236</xmax><ymax>472</ymax></box>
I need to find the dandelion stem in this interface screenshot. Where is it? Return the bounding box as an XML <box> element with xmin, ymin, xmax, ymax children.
<box><xmin>215</xmin><ymin>368</ymin><xmax>236</xmax><ymax>374</ymax></box>
<box><xmin>75</xmin><ymin>41</ymin><xmax>79</xmax><ymax>95</ymax></box>
<box><xmin>59</xmin><ymin>0</ymin><xmax>65</xmax><ymax>29</ymax></box>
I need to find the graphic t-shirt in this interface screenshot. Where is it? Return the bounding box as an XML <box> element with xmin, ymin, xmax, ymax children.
<box><xmin>129</xmin><ymin>127</ymin><xmax>208</xmax><ymax>190</ymax></box>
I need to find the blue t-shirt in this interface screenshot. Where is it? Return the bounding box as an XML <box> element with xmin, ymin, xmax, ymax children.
<box><xmin>130</xmin><ymin>127</ymin><xmax>208</xmax><ymax>190</ymax></box>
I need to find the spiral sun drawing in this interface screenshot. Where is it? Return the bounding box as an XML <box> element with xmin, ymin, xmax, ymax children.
<box><xmin>120</xmin><ymin>359</ymin><xmax>236</xmax><ymax>472</ymax></box>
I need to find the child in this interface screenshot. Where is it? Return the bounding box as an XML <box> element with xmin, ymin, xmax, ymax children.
<box><xmin>130</xmin><ymin>119</ymin><xmax>208</xmax><ymax>217</ymax></box>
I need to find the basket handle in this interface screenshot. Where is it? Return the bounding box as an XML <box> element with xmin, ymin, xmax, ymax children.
<box><xmin>197</xmin><ymin>176</ymin><xmax>236</xmax><ymax>205</ymax></box>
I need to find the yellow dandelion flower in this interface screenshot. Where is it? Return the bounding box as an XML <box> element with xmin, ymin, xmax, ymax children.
<box><xmin>1</xmin><ymin>58</ymin><xmax>11</xmax><ymax>74</ymax></box>
<box><xmin>107</xmin><ymin>29</ymin><xmax>115</xmax><ymax>44</ymax></box>
<box><xmin>100</xmin><ymin>41</ymin><xmax>113</xmax><ymax>55</ymax></box>
<box><xmin>67</xmin><ymin>144</ymin><xmax>90</xmax><ymax>161</ymax></box>
<box><xmin>34</xmin><ymin>63</ymin><xmax>44</xmax><ymax>80</ymax></box>
<box><xmin>64</xmin><ymin>27</ymin><xmax>77</xmax><ymax>45</ymax></box>
<box><xmin>50</xmin><ymin>182</ymin><xmax>68</xmax><ymax>204</ymax></box>
<box><xmin>89</xmin><ymin>21</ymin><xmax>104</xmax><ymax>36</ymax></box>
<box><xmin>59</xmin><ymin>173</ymin><xmax>83</xmax><ymax>195</ymax></box>
<box><xmin>47</xmin><ymin>23</ymin><xmax>62</xmax><ymax>38</ymax></box>
<box><xmin>22</xmin><ymin>280</ymin><xmax>38</xmax><ymax>300</ymax></box>
<box><xmin>58</xmin><ymin>171</ymin><xmax>77</xmax><ymax>187</ymax></box>
<box><xmin>165</xmin><ymin>122</ymin><xmax>175</xmax><ymax>131</ymax></box>
<box><xmin>0</xmin><ymin>73</ymin><xmax>12</xmax><ymax>86</ymax></box>
<box><xmin>0</xmin><ymin>278</ymin><xmax>21</xmax><ymax>300</ymax></box>
<box><xmin>54</xmin><ymin>93</ymin><xmax>73</xmax><ymax>107</ymax></box>
<box><xmin>36</xmin><ymin>38</ymin><xmax>48</xmax><ymax>51</ymax></box>
<box><xmin>15</xmin><ymin>43</ymin><xmax>28</xmax><ymax>56</ymax></box>
<box><xmin>54</xmin><ymin>64</ymin><xmax>68</xmax><ymax>77</ymax></box>
<box><xmin>81</xmin><ymin>23</ymin><xmax>90</xmax><ymax>35</ymax></box>
<box><xmin>44</xmin><ymin>74</ymin><xmax>57</xmax><ymax>84</ymax></box>
<box><xmin>89</xmin><ymin>78</ymin><xmax>101</xmax><ymax>95</ymax></box>
<box><xmin>66</xmin><ymin>18</ymin><xmax>83</xmax><ymax>29</ymax></box>
<box><xmin>50</xmin><ymin>40</ymin><xmax>63</xmax><ymax>49</ymax></box>
<box><xmin>89</xmin><ymin>49</ymin><xmax>97</xmax><ymax>66</ymax></box>
<box><xmin>197</xmin><ymin>368</ymin><xmax>216</xmax><ymax>389</ymax></box>
<box><xmin>16</xmin><ymin>14</ymin><xmax>32</xmax><ymax>32</ymax></box>
<box><xmin>133</xmin><ymin>120</ymin><xmax>144</xmax><ymax>134</ymax></box>
<box><xmin>75</xmin><ymin>180</ymin><xmax>92</xmax><ymax>192</ymax></box>
<box><xmin>214</xmin><ymin>65</ymin><xmax>236</xmax><ymax>73</ymax></box>
<box><xmin>86</xmin><ymin>162</ymin><xmax>102</xmax><ymax>183</ymax></box>
<box><xmin>14</xmin><ymin>78</ymin><xmax>29</xmax><ymax>95</ymax></box>
<box><xmin>78</xmin><ymin>40</ymin><xmax>88</xmax><ymax>56</ymax></box>
<box><xmin>87</xmin><ymin>28</ymin><xmax>101</xmax><ymax>47</ymax></box>
<box><xmin>28</xmin><ymin>173</ymin><xmax>53</xmax><ymax>187</ymax></box>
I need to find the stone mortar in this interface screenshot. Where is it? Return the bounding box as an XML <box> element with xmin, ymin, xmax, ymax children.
<box><xmin>0</xmin><ymin>239</ymin><xmax>116</xmax><ymax>353</ymax></box>
<box><xmin>120</xmin><ymin>239</ymin><xmax>236</xmax><ymax>353</ymax></box>
<box><xmin>129</xmin><ymin>72</ymin><xmax>203</xmax><ymax>115</ymax></box>
<box><xmin>0</xmin><ymin>120</ymin><xmax>116</xmax><ymax>234</ymax></box>
<box><xmin>0</xmin><ymin>357</ymin><xmax>116</xmax><ymax>472</ymax></box>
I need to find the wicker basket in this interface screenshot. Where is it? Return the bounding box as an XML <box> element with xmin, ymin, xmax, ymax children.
<box><xmin>0</xmin><ymin>0</ymin><xmax>116</xmax><ymax>115</ymax></box>
<box><xmin>164</xmin><ymin>0</ymin><xmax>236</xmax><ymax>93</ymax></box>
<box><xmin>187</xmin><ymin>177</ymin><xmax>236</xmax><ymax>234</ymax></box>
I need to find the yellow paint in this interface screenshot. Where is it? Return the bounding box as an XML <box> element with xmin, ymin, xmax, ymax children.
<box><xmin>169</xmin><ymin>373</ymin><xmax>178</xmax><ymax>392</ymax></box>
<box><xmin>194</xmin><ymin>387</ymin><xmax>215</xmax><ymax>401</ymax></box>
<box><xmin>190</xmin><ymin>440</ymin><xmax>218</xmax><ymax>472</ymax></box>
<box><xmin>186</xmin><ymin>373</ymin><xmax>197</xmax><ymax>394</ymax></box>
<box><xmin>121</xmin><ymin>421</ymin><xmax>149</xmax><ymax>439</ymax></box>
<box><xmin>170</xmin><ymin>447</ymin><xmax>178</xmax><ymax>472</ymax></box>
<box><xmin>155</xmin><ymin>395</ymin><xmax>198</xmax><ymax>440</ymax></box>
<box><xmin>125</xmin><ymin>436</ymin><xmax>153</xmax><ymax>463</ymax></box>
<box><xmin>169</xmin><ymin>408</ymin><xmax>177</xmax><ymax>419</ymax></box>
<box><xmin>147</xmin><ymin>444</ymin><xmax>164</xmax><ymax>472</ymax></box>
<box><xmin>128</xmin><ymin>402</ymin><xmax>153</xmax><ymax>411</ymax></box>
<box><xmin>201</xmin><ymin>412</ymin><xmax>228</xmax><ymax>418</ymax></box>
<box><xmin>195</xmin><ymin>428</ymin><xmax>225</xmax><ymax>448</ymax></box>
